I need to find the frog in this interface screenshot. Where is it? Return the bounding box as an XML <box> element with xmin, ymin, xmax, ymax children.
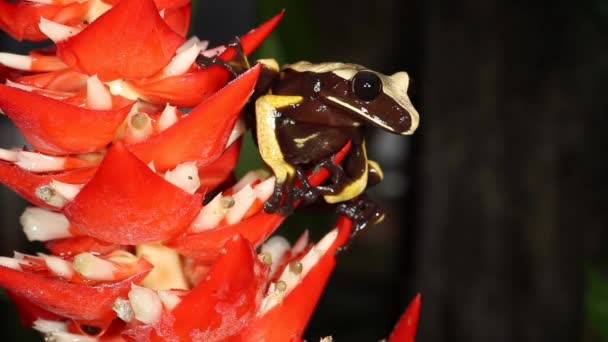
<box><xmin>250</xmin><ymin>59</ymin><xmax>420</xmax><ymax>237</ymax></box>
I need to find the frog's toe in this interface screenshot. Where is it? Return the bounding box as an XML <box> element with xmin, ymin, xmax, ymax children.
<box><xmin>263</xmin><ymin>179</ymin><xmax>297</xmax><ymax>216</ymax></box>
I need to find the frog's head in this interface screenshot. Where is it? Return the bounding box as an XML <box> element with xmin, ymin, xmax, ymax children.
<box><xmin>284</xmin><ymin>61</ymin><xmax>420</xmax><ymax>135</ymax></box>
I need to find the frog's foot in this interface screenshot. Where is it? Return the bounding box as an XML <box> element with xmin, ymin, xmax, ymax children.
<box><xmin>294</xmin><ymin>167</ymin><xmax>321</xmax><ymax>204</ymax></box>
<box><xmin>313</xmin><ymin>157</ymin><xmax>347</xmax><ymax>196</ymax></box>
<box><xmin>264</xmin><ymin>161</ymin><xmax>299</xmax><ymax>216</ymax></box>
<box><xmin>196</xmin><ymin>37</ymin><xmax>250</xmax><ymax>78</ymax></box>
<box><xmin>264</xmin><ymin>172</ymin><xmax>300</xmax><ymax>215</ymax></box>
<box><xmin>335</xmin><ymin>194</ymin><xmax>385</xmax><ymax>254</ymax></box>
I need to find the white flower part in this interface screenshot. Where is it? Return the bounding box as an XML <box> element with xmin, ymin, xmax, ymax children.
<box><xmin>20</xmin><ymin>207</ymin><xmax>72</xmax><ymax>241</ymax></box>
<box><xmin>112</xmin><ymin>297</ymin><xmax>133</xmax><ymax>322</ymax></box>
<box><xmin>84</xmin><ymin>0</ymin><xmax>112</xmax><ymax>23</ymax></box>
<box><xmin>52</xmin><ymin>332</ymin><xmax>98</xmax><ymax>342</ymax></box>
<box><xmin>259</xmin><ymin>228</ymin><xmax>339</xmax><ymax>314</ymax></box>
<box><xmin>159</xmin><ymin>8</ymin><xmax>166</xmax><ymax>18</ymax></box>
<box><xmin>40</xmin><ymin>253</ymin><xmax>74</xmax><ymax>279</ymax></box>
<box><xmin>50</xmin><ymin>180</ymin><xmax>83</xmax><ymax>201</ymax></box>
<box><xmin>0</xmin><ymin>147</ymin><xmax>19</xmax><ymax>162</ymax></box>
<box><xmin>320</xmin><ymin>337</ymin><xmax>334</xmax><ymax>342</ymax></box>
<box><xmin>190</xmin><ymin>193</ymin><xmax>226</xmax><ymax>232</ymax></box>
<box><xmin>176</xmin><ymin>36</ymin><xmax>203</xmax><ymax>54</ymax></box>
<box><xmin>201</xmin><ymin>45</ymin><xmax>226</xmax><ymax>57</ymax></box>
<box><xmin>125</xmin><ymin>106</ymin><xmax>153</xmax><ymax>143</ymax></box>
<box><xmin>179</xmin><ymin>38</ymin><xmax>209</xmax><ymax>54</ymax></box>
<box><xmin>26</xmin><ymin>0</ymin><xmax>54</xmax><ymax>4</ymax></box>
<box><xmin>164</xmin><ymin>161</ymin><xmax>200</xmax><ymax>194</ymax></box>
<box><xmin>254</xmin><ymin>176</ymin><xmax>275</xmax><ymax>203</ymax></box>
<box><xmin>87</xmin><ymin>75</ymin><xmax>112</xmax><ymax>110</ymax></box>
<box><xmin>32</xmin><ymin>319</ymin><xmax>68</xmax><ymax>334</ymax></box>
<box><xmin>226</xmin><ymin>118</ymin><xmax>246</xmax><ymax>147</ymax></box>
<box><xmin>136</xmin><ymin>243</ymin><xmax>189</xmax><ymax>291</ymax></box>
<box><xmin>158</xmin><ymin>290</ymin><xmax>182</xmax><ymax>311</ymax></box>
<box><xmin>129</xmin><ymin>284</ymin><xmax>163</xmax><ymax>325</ymax></box>
<box><xmin>39</xmin><ymin>18</ymin><xmax>82</xmax><ymax>43</ymax></box>
<box><xmin>291</xmin><ymin>230</ymin><xmax>310</xmax><ymax>256</ymax></box>
<box><xmin>163</xmin><ymin>39</ymin><xmax>205</xmax><ymax>77</ymax></box>
<box><xmin>0</xmin><ymin>52</ymin><xmax>32</xmax><ymax>71</ymax></box>
<box><xmin>16</xmin><ymin>151</ymin><xmax>65</xmax><ymax>172</ymax></box>
<box><xmin>105</xmin><ymin>250</ymin><xmax>138</xmax><ymax>264</ymax></box>
<box><xmin>35</xmin><ymin>184</ymin><xmax>67</xmax><ymax>208</ymax></box>
<box><xmin>0</xmin><ymin>256</ymin><xmax>22</xmax><ymax>270</ymax></box>
<box><xmin>232</xmin><ymin>169</ymin><xmax>269</xmax><ymax>193</ymax></box>
<box><xmin>72</xmin><ymin>253</ymin><xmax>116</xmax><ymax>281</ymax></box>
<box><xmin>5</xmin><ymin>80</ymin><xmax>37</xmax><ymax>93</ymax></box>
<box><xmin>261</xmin><ymin>235</ymin><xmax>291</xmax><ymax>276</ymax></box>
<box><xmin>105</xmin><ymin>79</ymin><xmax>141</xmax><ymax>100</ymax></box>
<box><xmin>158</xmin><ymin>104</ymin><xmax>178</xmax><ymax>131</ymax></box>
<box><xmin>13</xmin><ymin>252</ymin><xmax>26</xmax><ymax>261</ymax></box>
<box><xmin>225</xmin><ymin>184</ymin><xmax>257</xmax><ymax>225</ymax></box>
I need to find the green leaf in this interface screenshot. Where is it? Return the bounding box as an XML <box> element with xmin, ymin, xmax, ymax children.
<box><xmin>586</xmin><ymin>267</ymin><xmax>608</xmax><ymax>340</ymax></box>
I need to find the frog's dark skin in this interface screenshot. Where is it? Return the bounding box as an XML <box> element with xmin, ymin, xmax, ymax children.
<box><xmin>251</xmin><ymin>61</ymin><xmax>420</xmax><ymax>240</ymax></box>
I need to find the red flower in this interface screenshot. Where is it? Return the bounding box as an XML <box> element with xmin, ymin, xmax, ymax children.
<box><xmin>0</xmin><ymin>0</ymin><xmax>421</xmax><ymax>340</ymax></box>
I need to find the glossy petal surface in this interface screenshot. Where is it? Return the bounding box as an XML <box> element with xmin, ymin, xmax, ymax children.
<box><xmin>57</xmin><ymin>0</ymin><xmax>184</xmax><ymax>80</ymax></box>
<box><xmin>0</xmin><ymin>84</ymin><xmax>133</xmax><ymax>155</ymax></box>
<box><xmin>65</xmin><ymin>142</ymin><xmax>202</xmax><ymax>244</ymax></box>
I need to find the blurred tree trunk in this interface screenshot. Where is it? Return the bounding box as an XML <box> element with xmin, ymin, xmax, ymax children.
<box><xmin>415</xmin><ymin>1</ymin><xmax>608</xmax><ymax>341</ymax></box>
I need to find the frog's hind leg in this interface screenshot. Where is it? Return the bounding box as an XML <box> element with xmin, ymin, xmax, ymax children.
<box><xmin>366</xmin><ymin>159</ymin><xmax>384</xmax><ymax>187</ymax></box>
<box><xmin>323</xmin><ymin>141</ymin><xmax>369</xmax><ymax>204</ymax></box>
<box><xmin>256</xmin><ymin>95</ymin><xmax>304</xmax><ymax>215</ymax></box>
<box><xmin>336</xmin><ymin>194</ymin><xmax>386</xmax><ymax>253</ymax></box>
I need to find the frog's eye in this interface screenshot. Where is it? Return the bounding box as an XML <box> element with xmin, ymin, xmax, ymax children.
<box><xmin>351</xmin><ymin>71</ymin><xmax>382</xmax><ymax>101</ymax></box>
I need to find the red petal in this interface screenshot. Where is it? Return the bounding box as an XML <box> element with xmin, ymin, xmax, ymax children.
<box><xmin>14</xmin><ymin>69</ymin><xmax>88</xmax><ymax>93</ymax></box>
<box><xmin>0</xmin><ymin>1</ymin><xmax>88</xmax><ymax>41</ymax></box>
<box><xmin>101</xmin><ymin>0</ymin><xmax>189</xmax><ymax>9</ymax></box>
<box><xmin>197</xmin><ymin>138</ymin><xmax>242</xmax><ymax>193</ymax></box>
<box><xmin>130</xmin><ymin>11</ymin><xmax>284</xmax><ymax>107</ymax></box>
<box><xmin>130</xmin><ymin>64</ymin><xmax>230</xmax><ymax>107</ymax></box>
<box><xmin>238</xmin><ymin>216</ymin><xmax>352</xmax><ymax>341</ymax></box>
<box><xmin>0</xmin><ymin>84</ymin><xmax>134</xmax><ymax>155</ymax></box>
<box><xmin>128</xmin><ymin>64</ymin><xmax>260</xmax><ymax>171</ymax></box>
<box><xmin>0</xmin><ymin>265</ymin><xmax>150</xmax><ymax>324</ymax></box>
<box><xmin>0</xmin><ymin>161</ymin><xmax>96</xmax><ymax>210</ymax></box>
<box><xmin>168</xmin><ymin>212</ymin><xmax>283</xmax><ymax>262</ymax></box>
<box><xmin>155</xmin><ymin>235</ymin><xmax>267</xmax><ymax>341</ymax></box>
<box><xmin>64</xmin><ymin>142</ymin><xmax>202</xmax><ymax>245</ymax></box>
<box><xmin>388</xmin><ymin>294</ymin><xmax>421</xmax><ymax>342</ymax></box>
<box><xmin>162</xmin><ymin>4</ymin><xmax>191</xmax><ymax>37</ymax></box>
<box><xmin>167</xmin><ymin>141</ymin><xmax>352</xmax><ymax>260</ymax></box>
<box><xmin>220</xmin><ymin>10</ymin><xmax>285</xmax><ymax>61</ymax></box>
<box><xmin>45</xmin><ymin>236</ymin><xmax>125</xmax><ymax>257</ymax></box>
<box><xmin>57</xmin><ymin>0</ymin><xmax>185</xmax><ymax>81</ymax></box>
<box><xmin>6</xmin><ymin>291</ymin><xmax>61</xmax><ymax>327</ymax></box>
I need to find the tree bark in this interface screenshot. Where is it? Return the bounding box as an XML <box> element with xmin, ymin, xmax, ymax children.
<box><xmin>415</xmin><ymin>1</ymin><xmax>608</xmax><ymax>341</ymax></box>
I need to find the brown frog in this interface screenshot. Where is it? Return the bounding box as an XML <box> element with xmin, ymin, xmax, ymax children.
<box><xmin>252</xmin><ymin>60</ymin><xmax>420</xmax><ymax>236</ymax></box>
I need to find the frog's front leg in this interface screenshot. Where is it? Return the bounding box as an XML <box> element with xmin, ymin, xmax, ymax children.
<box><xmin>255</xmin><ymin>94</ymin><xmax>304</xmax><ymax>215</ymax></box>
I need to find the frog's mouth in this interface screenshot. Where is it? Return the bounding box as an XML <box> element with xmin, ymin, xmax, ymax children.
<box><xmin>322</xmin><ymin>94</ymin><xmax>419</xmax><ymax>135</ymax></box>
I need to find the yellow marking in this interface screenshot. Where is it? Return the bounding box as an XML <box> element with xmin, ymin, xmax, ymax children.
<box><xmin>324</xmin><ymin>141</ymin><xmax>369</xmax><ymax>204</ymax></box>
<box><xmin>256</xmin><ymin>58</ymin><xmax>280</xmax><ymax>72</ymax></box>
<box><xmin>367</xmin><ymin>159</ymin><xmax>384</xmax><ymax>181</ymax></box>
<box><xmin>255</xmin><ymin>95</ymin><xmax>303</xmax><ymax>184</ymax></box>
<box><xmin>293</xmin><ymin>132</ymin><xmax>320</xmax><ymax>148</ymax></box>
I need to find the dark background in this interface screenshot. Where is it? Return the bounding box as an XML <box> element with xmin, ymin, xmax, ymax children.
<box><xmin>1</xmin><ymin>0</ymin><xmax>608</xmax><ymax>341</ymax></box>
